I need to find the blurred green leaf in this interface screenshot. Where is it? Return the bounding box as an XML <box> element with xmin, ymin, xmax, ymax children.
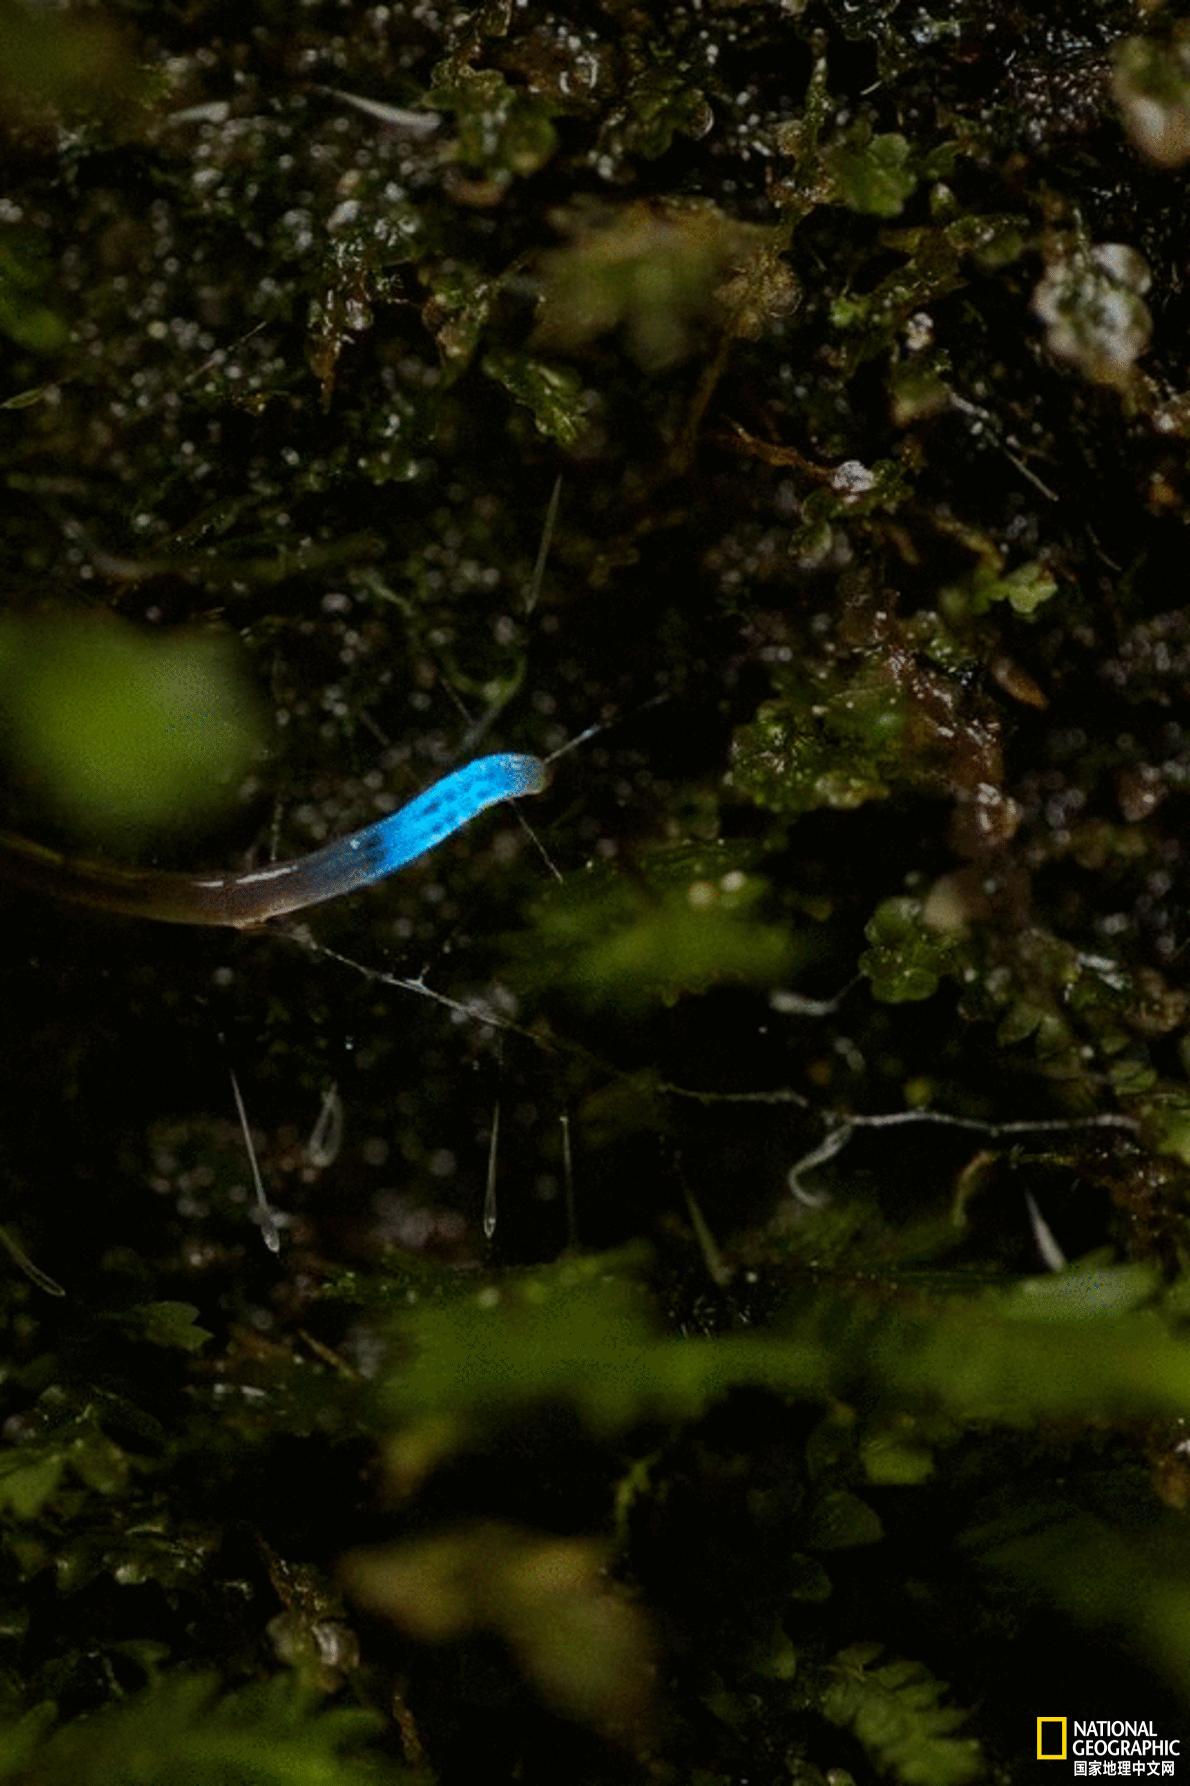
<box><xmin>0</xmin><ymin>614</ymin><xmax>266</xmax><ymax>839</ymax></box>
<box><xmin>533</xmin><ymin>200</ymin><xmax>779</xmax><ymax>371</ymax></box>
<box><xmin>343</xmin><ymin>1522</ymin><xmax>653</xmax><ymax>1735</ymax></box>
<box><xmin>0</xmin><ymin>232</ymin><xmax>68</xmax><ymax>354</ymax></box>
<box><xmin>860</xmin><ymin>1423</ymin><xmax>936</xmax><ymax>1487</ymax></box>
<box><xmin>0</xmin><ymin>1672</ymin><xmax>394</xmax><ymax>1786</ymax></box>
<box><xmin>376</xmin><ymin>1250</ymin><xmax>833</xmax><ymax>1480</ymax></box>
<box><xmin>822</xmin><ymin>1646</ymin><xmax>982</xmax><ymax>1786</ymax></box>
<box><xmin>0</xmin><ymin>2</ymin><xmax>143</xmax><ymax>124</ymax></box>
<box><xmin>804</xmin><ymin>1489</ymin><xmax>884</xmax><ymax>1551</ymax></box>
<box><xmin>376</xmin><ymin>1247</ymin><xmax>1190</xmax><ymax>1479</ymax></box>
<box><xmin>962</xmin><ymin>1480</ymin><xmax>1190</xmax><ymax>1700</ymax></box>
<box><xmin>511</xmin><ymin>852</ymin><xmax>796</xmax><ymax>1010</ymax></box>
<box><xmin>0</xmin><ymin>1453</ymin><xmax>65</xmax><ymax>1520</ymax></box>
<box><xmin>941</xmin><ymin>558</ymin><xmax>1059</xmax><ymax>622</ymax></box>
<box><xmin>1113</xmin><ymin>26</ymin><xmax>1190</xmax><ymax>168</ymax></box>
<box><xmin>119</xmin><ymin>1301</ymin><xmax>214</xmax><ymax>1355</ymax></box>
<box><xmin>1032</xmin><ymin>238</ymin><xmax>1152</xmax><ymax>390</ymax></box>
<box><xmin>999</xmin><ymin>1259</ymin><xmax>1157</xmax><ymax>1320</ymax></box>
<box><xmin>875</xmin><ymin>1277</ymin><xmax>1190</xmax><ymax>1425</ymax></box>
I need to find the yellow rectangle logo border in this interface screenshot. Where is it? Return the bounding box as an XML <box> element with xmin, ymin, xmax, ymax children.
<box><xmin>1037</xmin><ymin>1717</ymin><xmax>1067</xmax><ymax>1760</ymax></box>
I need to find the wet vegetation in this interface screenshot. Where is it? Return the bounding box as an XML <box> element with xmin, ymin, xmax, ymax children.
<box><xmin>2</xmin><ymin>1</ymin><xmax>1190</xmax><ymax>1781</ymax></box>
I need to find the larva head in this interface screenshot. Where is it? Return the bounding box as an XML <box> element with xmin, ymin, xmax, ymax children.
<box><xmin>489</xmin><ymin>753</ymin><xmax>550</xmax><ymax>798</ymax></box>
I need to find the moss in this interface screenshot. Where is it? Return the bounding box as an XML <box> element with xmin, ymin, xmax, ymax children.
<box><xmin>860</xmin><ymin>896</ymin><xmax>962</xmax><ymax>1004</ymax></box>
<box><xmin>825</xmin><ymin>128</ymin><xmax>918</xmax><ymax>219</ymax></box>
<box><xmin>2</xmin><ymin>0</ymin><xmax>1190</xmax><ymax>1781</ymax></box>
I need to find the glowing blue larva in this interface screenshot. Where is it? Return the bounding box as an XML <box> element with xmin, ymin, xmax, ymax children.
<box><xmin>368</xmin><ymin>753</ymin><xmax>548</xmax><ymax>877</ymax></box>
<box><xmin>0</xmin><ymin>753</ymin><xmax>549</xmax><ymax>928</ymax></box>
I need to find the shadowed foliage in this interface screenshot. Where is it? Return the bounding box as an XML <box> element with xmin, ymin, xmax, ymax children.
<box><xmin>2</xmin><ymin>1</ymin><xmax>1190</xmax><ymax>1781</ymax></box>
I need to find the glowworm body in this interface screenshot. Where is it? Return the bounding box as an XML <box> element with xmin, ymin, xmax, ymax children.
<box><xmin>0</xmin><ymin>752</ymin><xmax>548</xmax><ymax>928</ymax></box>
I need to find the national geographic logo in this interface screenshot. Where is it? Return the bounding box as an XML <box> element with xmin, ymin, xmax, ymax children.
<box><xmin>1036</xmin><ymin>1716</ymin><xmax>1180</xmax><ymax>1775</ymax></box>
<box><xmin>1039</xmin><ymin>1720</ymin><xmax>1068</xmax><ymax>1762</ymax></box>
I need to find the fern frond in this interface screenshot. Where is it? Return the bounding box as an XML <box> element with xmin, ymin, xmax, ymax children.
<box><xmin>0</xmin><ymin>1672</ymin><xmax>407</xmax><ymax>1786</ymax></box>
<box><xmin>820</xmin><ymin>1644</ymin><xmax>982</xmax><ymax>1786</ymax></box>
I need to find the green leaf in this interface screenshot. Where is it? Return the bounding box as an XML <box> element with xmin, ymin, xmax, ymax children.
<box><xmin>0</xmin><ymin>4</ymin><xmax>141</xmax><ymax>123</ymax></box>
<box><xmin>0</xmin><ymin>613</ymin><xmax>265</xmax><ymax>840</ymax></box>
<box><xmin>601</xmin><ymin>56</ymin><xmax>714</xmax><ymax>162</ymax></box>
<box><xmin>1000</xmin><ymin>1260</ymin><xmax>1157</xmax><ymax>1321</ymax></box>
<box><xmin>876</xmin><ymin>1287</ymin><xmax>1190</xmax><ymax>1425</ymax></box>
<box><xmin>0</xmin><ymin>1672</ymin><xmax>394</xmax><ymax>1786</ymax></box>
<box><xmin>860</xmin><ymin>1420</ymin><xmax>936</xmax><ymax>1487</ymax></box>
<box><xmin>826</xmin><ymin>130</ymin><xmax>917</xmax><ymax>218</ymax></box>
<box><xmin>962</xmin><ymin>1492</ymin><xmax>1190</xmax><ymax>1701</ymax></box>
<box><xmin>0</xmin><ymin>1453</ymin><xmax>66</xmax><ymax>1520</ymax></box>
<box><xmin>0</xmin><ymin>379</ymin><xmax>59</xmax><ymax>410</ymax></box>
<box><xmin>0</xmin><ymin>1399</ymin><xmax>130</xmax><ymax>1520</ymax></box>
<box><xmin>532</xmin><ymin>200</ymin><xmax>777</xmax><ymax>371</ymax></box>
<box><xmin>860</xmin><ymin>897</ymin><xmax>960</xmax><ymax>1004</ymax></box>
<box><xmin>0</xmin><ymin>1704</ymin><xmax>56</xmax><ymax>1779</ymax></box>
<box><xmin>787</xmin><ymin>1553</ymin><xmax>833</xmax><ymax>1603</ymax></box>
<box><xmin>375</xmin><ymin>1249</ymin><xmax>834</xmax><ymax>1477</ymax></box>
<box><xmin>1142</xmin><ymin>1090</ymin><xmax>1190</xmax><ymax>1168</ymax></box>
<box><xmin>429</xmin><ymin>63</ymin><xmax>558</xmax><ymax>181</ymax></box>
<box><xmin>0</xmin><ymin>233</ymin><xmax>69</xmax><ymax>354</ymax></box>
<box><xmin>804</xmin><ymin>1489</ymin><xmax>884</xmax><ymax>1550</ymax></box>
<box><xmin>511</xmin><ymin>853</ymin><xmax>796</xmax><ymax>1011</ymax></box>
<box><xmin>482</xmin><ymin>350</ymin><xmax>591</xmax><ymax>447</ymax></box>
<box><xmin>730</xmin><ymin>665</ymin><xmax>906</xmax><ymax>816</ymax></box>
<box><xmin>822</xmin><ymin>1647</ymin><xmax>982</xmax><ymax>1786</ymax></box>
<box><xmin>730</xmin><ymin>620</ymin><xmax>984</xmax><ymax>825</ymax></box>
<box><xmin>344</xmin><ymin>1522</ymin><xmax>652</xmax><ymax>1734</ymax></box>
<box><xmin>121</xmin><ymin>1301</ymin><xmax>214</xmax><ymax>1354</ymax></box>
<box><xmin>941</xmin><ymin>558</ymin><xmax>1058</xmax><ymax>622</ymax></box>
